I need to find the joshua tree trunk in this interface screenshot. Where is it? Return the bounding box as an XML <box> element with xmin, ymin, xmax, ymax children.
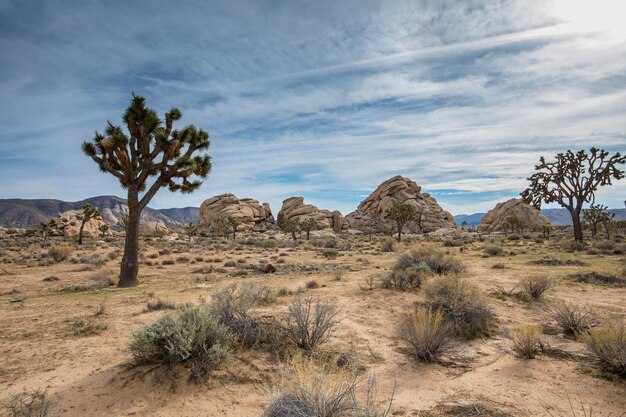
<box><xmin>569</xmin><ymin>205</ymin><xmax>584</xmax><ymax>243</ymax></box>
<box><xmin>119</xmin><ymin>189</ymin><xmax>140</xmax><ymax>288</ymax></box>
<box><xmin>396</xmin><ymin>224</ymin><xmax>402</xmax><ymax>242</ymax></box>
<box><xmin>306</xmin><ymin>230</ymin><xmax>310</xmax><ymax>240</ymax></box>
<box><xmin>78</xmin><ymin>221</ymin><xmax>86</xmax><ymax>245</ymax></box>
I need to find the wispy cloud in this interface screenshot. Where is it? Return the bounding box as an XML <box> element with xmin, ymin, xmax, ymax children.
<box><xmin>0</xmin><ymin>0</ymin><xmax>624</xmax><ymax>215</ymax></box>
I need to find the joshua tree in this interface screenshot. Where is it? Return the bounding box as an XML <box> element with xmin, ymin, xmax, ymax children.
<box><xmin>98</xmin><ymin>223</ymin><xmax>110</xmax><ymax>238</ymax></box>
<box><xmin>501</xmin><ymin>215</ymin><xmax>525</xmax><ymax>236</ymax></box>
<box><xmin>279</xmin><ymin>218</ymin><xmax>298</xmax><ymax>241</ymax></box>
<box><xmin>82</xmin><ymin>94</ymin><xmax>211</xmax><ymax>287</ymax></box>
<box><xmin>385</xmin><ymin>202</ymin><xmax>417</xmax><ymax>242</ymax></box>
<box><xmin>542</xmin><ymin>225</ymin><xmax>552</xmax><ymax>239</ymax></box>
<box><xmin>227</xmin><ymin>215</ymin><xmax>240</xmax><ymax>240</ymax></box>
<box><xmin>300</xmin><ymin>218</ymin><xmax>318</xmax><ymax>240</ymax></box>
<box><xmin>116</xmin><ymin>213</ymin><xmax>129</xmax><ymax>232</ymax></box>
<box><xmin>583</xmin><ymin>204</ymin><xmax>613</xmax><ymax>237</ymax></box>
<box><xmin>78</xmin><ymin>204</ymin><xmax>101</xmax><ymax>245</ymax></box>
<box><xmin>212</xmin><ymin>215</ymin><xmax>231</xmax><ymax>239</ymax></box>
<box><xmin>38</xmin><ymin>219</ymin><xmax>56</xmax><ymax>244</ymax></box>
<box><xmin>522</xmin><ymin>148</ymin><xmax>625</xmax><ymax>243</ymax></box>
<box><xmin>184</xmin><ymin>222</ymin><xmax>197</xmax><ymax>242</ymax></box>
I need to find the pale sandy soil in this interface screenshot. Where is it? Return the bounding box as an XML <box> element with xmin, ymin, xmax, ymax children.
<box><xmin>0</xmin><ymin>234</ymin><xmax>624</xmax><ymax>416</ymax></box>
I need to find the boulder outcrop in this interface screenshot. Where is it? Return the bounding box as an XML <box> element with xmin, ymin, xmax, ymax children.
<box><xmin>140</xmin><ymin>221</ymin><xmax>172</xmax><ymax>237</ymax></box>
<box><xmin>277</xmin><ymin>197</ymin><xmax>331</xmax><ymax>230</ymax></box>
<box><xmin>56</xmin><ymin>210</ymin><xmax>109</xmax><ymax>239</ymax></box>
<box><xmin>478</xmin><ymin>198</ymin><xmax>550</xmax><ymax>232</ymax></box>
<box><xmin>198</xmin><ymin>194</ymin><xmax>274</xmax><ymax>232</ymax></box>
<box><xmin>345</xmin><ymin>176</ymin><xmax>456</xmax><ymax>233</ymax></box>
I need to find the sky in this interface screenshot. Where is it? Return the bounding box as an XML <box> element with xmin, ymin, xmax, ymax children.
<box><xmin>0</xmin><ymin>0</ymin><xmax>625</xmax><ymax>216</ymax></box>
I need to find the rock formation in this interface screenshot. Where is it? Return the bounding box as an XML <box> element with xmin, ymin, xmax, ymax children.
<box><xmin>140</xmin><ymin>221</ymin><xmax>172</xmax><ymax>237</ymax></box>
<box><xmin>198</xmin><ymin>194</ymin><xmax>274</xmax><ymax>232</ymax></box>
<box><xmin>320</xmin><ymin>209</ymin><xmax>349</xmax><ymax>232</ymax></box>
<box><xmin>277</xmin><ymin>197</ymin><xmax>348</xmax><ymax>232</ymax></box>
<box><xmin>56</xmin><ymin>210</ymin><xmax>109</xmax><ymax>239</ymax></box>
<box><xmin>478</xmin><ymin>198</ymin><xmax>550</xmax><ymax>233</ymax></box>
<box><xmin>345</xmin><ymin>176</ymin><xmax>456</xmax><ymax>233</ymax></box>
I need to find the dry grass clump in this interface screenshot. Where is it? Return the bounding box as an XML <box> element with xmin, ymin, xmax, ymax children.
<box><xmin>145</xmin><ymin>299</ymin><xmax>177</xmax><ymax>312</ymax></box>
<box><xmin>380</xmin><ymin>238</ymin><xmax>395</xmax><ymax>253</ymax></box>
<box><xmin>129</xmin><ymin>302</ymin><xmax>232</xmax><ymax>384</ymax></box>
<box><xmin>519</xmin><ymin>276</ymin><xmax>554</xmax><ymax>300</ymax></box>
<box><xmin>282</xmin><ymin>296</ymin><xmax>340</xmax><ymax>351</ymax></box>
<box><xmin>4</xmin><ymin>389</ymin><xmax>53</xmax><ymax>417</ymax></box>
<box><xmin>68</xmin><ymin>316</ymin><xmax>108</xmax><ymax>336</ymax></box>
<box><xmin>322</xmin><ymin>248</ymin><xmax>339</xmax><ymax>259</ymax></box>
<box><xmin>397</xmin><ymin>307</ymin><xmax>453</xmax><ymax>362</ymax></box>
<box><xmin>548</xmin><ymin>302</ymin><xmax>599</xmax><ymax>338</ymax></box>
<box><xmin>305</xmin><ymin>280</ymin><xmax>320</xmax><ymax>289</ymax></box>
<box><xmin>531</xmin><ymin>257</ymin><xmax>586</xmax><ymax>266</ymax></box>
<box><xmin>48</xmin><ymin>244</ymin><xmax>73</xmax><ymax>262</ymax></box>
<box><xmin>423</xmin><ymin>275</ymin><xmax>494</xmax><ymax>339</ymax></box>
<box><xmin>263</xmin><ymin>357</ymin><xmax>394</xmax><ymax>417</ymax></box>
<box><xmin>583</xmin><ymin>321</ymin><xmax>626</xmax><ymax>377</ymax></box>
<box><xmin>509</xmin><ymin>324</ymin><xmax>544</xmax><ymax>359</ymax></box>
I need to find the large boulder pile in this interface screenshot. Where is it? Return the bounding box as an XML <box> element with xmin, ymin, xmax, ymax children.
<box><xmin>140</xmin><ymin>221</ymin><xmax>172</xmax><ymax>237</ymax></box>
<box><xmin>478</xmin><ymin>198</ymin><xmax>550</xmax><ymax>233</ymax></box>
<box><xmin>345</xmin><ymin>176</ymin><xmax>456</xmax><ymax>233</ymax></box>
<box><xmin>277</xmin><ymin>197</ymin><xmax>331</xmax><ymax>230</ymax></box>
<box><xmin>56</xmin><ymin>210</ymin><xmax>109</xmax><ymax>239</ymax></box>
<box><xmin>198</xmin><ymin>194</ymin><xmax>274</xmax><ymax>232</ymax></box>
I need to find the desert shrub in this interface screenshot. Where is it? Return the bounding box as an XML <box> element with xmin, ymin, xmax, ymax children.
<box><xmin>263</xmin><ymin>239</ymin><xmax>278</xmax><ymax>249</ymax></box>
<box><xmin>107</xmin><ymin>250</ymin><xmax>120</xmax><ymax>260</ymax></box>
<box><xmin>568</xmin><ymin>271</ymin><xmax>626</xmax><ymax>287</ymax></box>
<box><xmin>380</xmin><ymin>238</ymin><xmax>395</xmax><ymax>253</ymax></box>
<box><xmin>283</xmin><ymin>296</ymin><xmax>340</xmax><ymax>351</ymax></box>
<box><xmin>305</xmin><ymin>280</ymin><xmax>320</xmax><ymax>289</ymax></box>
<box><xmin>162</xmin><ymin>259</ymin><xmax>175</xmax><ymax>265</ymax></box>
<box><xmin>583</xmin><ymin>321</ymin><xmax>626</xmax><ymax>376</ymax></box>
<box><xmin>548</xmin><ymin>302</ymin><xmax>599</xmax><ymax>338</ymax></box>
<box><xmin>4</xmin><ymin>389</ymin><xmax>53</xmax><ymax>417</ymax></box>
<box><xmin>147</xmin><ymin>252</ymin><xmax>159</xmax><ymax>259</ymax></box>
<box><xmin>129</xmin><ymin>303</ymin><xmax>232</xmax><ymax>383</ymax></box>
<box><xmin>509</xmin><ymin>324</ymin><xmax>543</xmax><ymax>359</ymax></box>
<box><xmin>176</xmin><ymin>256</ymin><xmax>189</xmax><ymax>263</ymax></box>
<box><xmin>68</xmin><ymin>316</ymin><xmax>108</xmax><ymax>336</ymax></box>
<box><xmin>531</xmin><ymin>257</ymin><xmax>586</xmax><ymax>266</ymax></box>
<box><xmin>48</xmin><ymin>244</ymin><xmax>72</xmax><ymax>262</ymax></box>
<box><xmin>146</xmin><ymin>299</ymin><xmax>177</xmax><ymax>311</ymax></box>
<box><xmin>443</xmin><ymin>238</ymin><xmax>464</xmax><ymax>247</ymax></box>
<box><xmin>224</xmin><ymin>260</ymin><xmax>237</xmax><ymax>267</ymax></box>
<box><xmin>423</xmin><ymin>275</ymin><xmax>494</xmax><ymax>339</ymax></box>
<box><xmin>507</xmin><ymin>233</ymin><xmax>521</xmax><ymax>241</ymax></box>
<box><xmin>211</xmin><ymin>284</ymin><xmax>279</xmax><ymax>349</ymax></box>
<box><xmin>80</xmin><ymin>253</ymin><xmax>105</xmax><ymax>268</ymax></box>
<box><xmin>263</xmin><ymin>358</ymin><xmax>394</xmax><ymax>417</ymax></box>
<box><xmin>322</xmin><ymin>248</ymin><xmax>338</xmax><ymax>259</ymax></box>
<box><xmin>397</xmin><ymin>246</ymin><xmax>465</xmax><ymax>275</ymax></box>
<box><xmin>483</xmin><ymin>245</ymin><xmax>504</xmax><ymax>256</ymax></box>
<box><xmin>491</xmin><ymin>263</ymin><xmax>506</xmax><ymax>269</ymax></box>
<box><xmin>398</xmin><ymin>307</ymin><xmax>452</xmax><ymax>362</ymax></box>
<box><xmin>384</xmin><ymin>264</ymin><xmax>431</xmax><ymax>290</ymax></box>
<box><xmin>519</xmin><ymin>276</ymin><xmax>553</xmax><ymax>299</ymax></box>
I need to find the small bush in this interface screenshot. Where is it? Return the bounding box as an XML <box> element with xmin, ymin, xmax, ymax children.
<box><xmin>162</xmin><ymin>259</ymin><xmax>175</xmax><ymax>265</ymax></box>
<box><xmin>380</xmin><ymin>238</ymin><xmax>395</xmax><ymax>253</ymax></box>
<box><xmin>423</xmin><ymin>275</ymin><xmax>494</xmax><ymax>339</ymax></box>
<box><xmin>396</xmin><ymin>246</ymin><xmax>465</xmax><ymax>275</ymax></box>
<box><xmin>491</xmin><ymin>263</ymin><xmax>506</xmax><ymax>269</ymax></box>
<box><xmin>583</xmin><ymin>321</ymin><xmax>626</xmax><ymax>376</ymax></box>
<box><xmin>4</xmin><ymin>389</ymin><xmax>53</xmax><ymax>417</ymax></box>
<box><xmin>549</xmin><ymin>302</ymin><xmax>599</xmax><ymax>337</ymax></box>
<box><xmin>68</xmin><ymin>316</ymin><xmax>108</xmax><ymax>336</ymax></box>
<box><xmin>129</xmin><ymin>303</ymin><xmax>232</xmax><ymax>383</ymax></box>
<box><xmin>283</xmin><ymin>296</ymin><xmax>340</xmax><ymax>351</ymax></box>
<box><xmin>224</xmin><ymin>260</ymin><xmax>237</xmax><ymax>267</ymax></box>
<box><xmin>483</xmin><ymin>245</ymin><xmax>504</xmax><ymax>256</ymax></box>
<box><xmin>509</xmin><ymin>324</ymin><xmax>543</xmax><ymax>359</ymax></box>
<box><xmin>48</xmin><ymin>244</ymin><xmax>72</xmax><ymax>262</ymax></box>
<box><xmin>305</xmin><ymin>280</ymin><xmax>319</xmax><ymax>289</ymax></box>
<box><xmin>520</xmin><ymin>276</ymin><xmax>553</xmax><ymax>299</ymax></box>
<box><xmin>507</xmin><ymin>233</ymin><xmax>521</xmax><ymax>241</ymax></box>
<box><xmin>322</xmin><ymin>249</ymin><xmax>338</xmax><ymax>259</ymax></box>
<box><xmin>176</xmin><ymin>256</ymin><xmax>189</xmax><ymax>263</ymax></box>
<box><xmin>531</xmin><ymin>257</ymin><xmax>585</xmax><ymax>266</ymax></box>
<box><xmin>146</xmin><ymin>299</ymin><xmax>177</xmax><ymax>312</ymax></box>
<box><xmin>568</xmin><ymin>272</ymin><xmax>626</xmax><ymax>287</ymax></box>
<box><xmin>443</xmin><ymin>239</ymin><xmax>464</xmax><ymax>247</ymax></box>
<box><xmin>398</xmin><ymin>307</ymin><xmax>452</xmax><ymax>362</ymax></box>
<box><xmin>383</xmin><ymin>263</ymin><xmax>431</xmax><ymax>290</ymax></box>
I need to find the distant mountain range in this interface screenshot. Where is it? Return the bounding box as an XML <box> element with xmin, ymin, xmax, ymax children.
<box><xmin>454</xmin><ymin>208</ymin><xmax>626</xmax><ymax>227</ymax></box>
<box><xmin>0</xmin><ymin>196</ymin><xmax>199</xmax><ymax>229</ymax></box>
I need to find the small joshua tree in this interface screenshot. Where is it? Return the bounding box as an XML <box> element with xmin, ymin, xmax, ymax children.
<box><xmin>227</xmin><ymin>215</ymin><xmax>240</xmax><ymax>240</ymax></box>
<box><xmin>385</xmin><ymin>202</ymin><xmax>417</xmax><ymax>242</ymax></box>
<box><xmin>38</xmin><ymin>219</ymin><xmax>56</xmax><ymax>244</ymax></box>
<box><xmin>212</xmin><ymin>215</ymin><xmax>231</xmax><ymax>239</ymax></box>
<box><xmin>300</xmin><ymin>218</ymin><xmax>318</xmax><ymax>240</ymax></box>
<box><xmin>501</xmin><ymin>215</ymin><xmax>525</xmax><ymax>236</ymax></box>
<box><xmin>78</xmin><ymin>204</ymin><xmax>101</xmax><ymax>245</ymax></box>
<box><xmin>117</xmin><ymin>213</ymin><xmax>129</xmax><ymax>232</ymax></box>
<box><xmin>542</xmin><ymin>225</ymin><xmax>552</xmax><ymax>239</ymax></box>
<box><xmin>522</xmin><ymin>148</ymin><xmax>625</xmax><ymax>242</ymax></box>
<box><xmin>82</xmin><ymin>94</ymin><xmax>211</xmax><ymax>287</ymax></box>
<box><xmin>280</xmin><ymin>218</ymin><xmax>299</xmax><ymax>241</ymax></box>
<box><xmin>98</xmin><ymin>223</ymin><xmax>110</xmax><ymax>238</ymax></box>
<box><xmin>184</xmin><ymin>222</ymin><xmax>197</xmax><ymax>242</ymax></box>
<box><xmin>583</xmin><ymin>204</ymin><xmax>613</xmax><ymax>237</ymax></box>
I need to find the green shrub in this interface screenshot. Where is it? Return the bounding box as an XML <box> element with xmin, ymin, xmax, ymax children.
<box><xmin>380</xmin><ymin>238</ymin><xmax>395</xmax><ymax>253</ymax></box>
<box><xmin>48</xmin><ymin>244</ymin><xmax>72</xmax><ymax>262</ymax></box>
<box><xmin>509</xmin><ymin>324</ymin><xmax>543</xmax><ymax>359</ymax></box>
<box><xmin>507</xmin><ymin>233</ymin><xmax>521</xmax><ymax>241</ymax></box>
<box><xmin>322</xmin><ymin>248</ymin><xmax>338</xmax><ymax>259</ymax></box>
<box><xmin>483</xmin><ymin>245</ymin><xmax>504</xmax><ymax>256</ymax></box>
<box><xmin>4</xmin><ymin>389</ymin><xmax>53</xmax><ymax>417</ymax></box>
<box><xmin>129</xmin><ymin>303</ymin><xmax>232</xmax><ymax>383</ymax></box>
<box><xmin>583</xmin><ymin>321</ymin><xmax>626</xmax><ymax>376</ymax></box>
<box><xmin>398</xmin><ymin>307</ymin><xmax>452</xmax><ymax>362</ymax></box>
<box><xmin>382</xmin><ymin>263</ymin><xmax>431</xmax><ymax>290</ymax></box>
<box><xmin>423</xmin><ymin>275</ymin><xmax>494</xmax><ymax>339</ymax></box>
<box><xmin>395</xmin><ymin>246</ymin><xmax>465</xmax><ymax>275</ymax></box>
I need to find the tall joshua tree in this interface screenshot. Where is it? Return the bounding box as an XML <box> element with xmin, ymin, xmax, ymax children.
<box><xmin>82</xmin><ymin>95</ymin><xmax>211</xmax><ymax>287</ymax></box>
<box><xmin>522</xmin><ymin>148</ymin><xmax>624</xmax><ymax>243</ymax></box>
<box><xmin>385</xmin><ymin>202</ymin><xmax>417</xmax><ymax>242</ymax></box>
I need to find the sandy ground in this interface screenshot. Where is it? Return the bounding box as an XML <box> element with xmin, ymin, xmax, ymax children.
<box><xmin>0</xmin><ymin>233</ymin><xmax>625</xmax><ymax>416</ymax></box>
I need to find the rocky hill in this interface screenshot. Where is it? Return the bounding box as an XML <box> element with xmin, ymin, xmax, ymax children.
<box><xmin>0</xmin><ymin>196</ymin><xmax>196</xmax><ymax>229</ymax></box>
<box><xmin>455</xmin><ymin>208</ymin><xmax>626</xmax><ymax>227</ymax></box>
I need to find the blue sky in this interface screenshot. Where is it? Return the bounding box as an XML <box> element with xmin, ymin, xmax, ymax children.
<box><xmin>0</xmin><ymin>0</ymin><xmax>624</xmax><ymax>216</ymax></box>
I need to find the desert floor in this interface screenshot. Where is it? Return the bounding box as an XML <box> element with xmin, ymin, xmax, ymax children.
<box><xmin>1</xmin><ymin>232</ymin><xmax>625</xmax><ymax>416</ymax></box>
